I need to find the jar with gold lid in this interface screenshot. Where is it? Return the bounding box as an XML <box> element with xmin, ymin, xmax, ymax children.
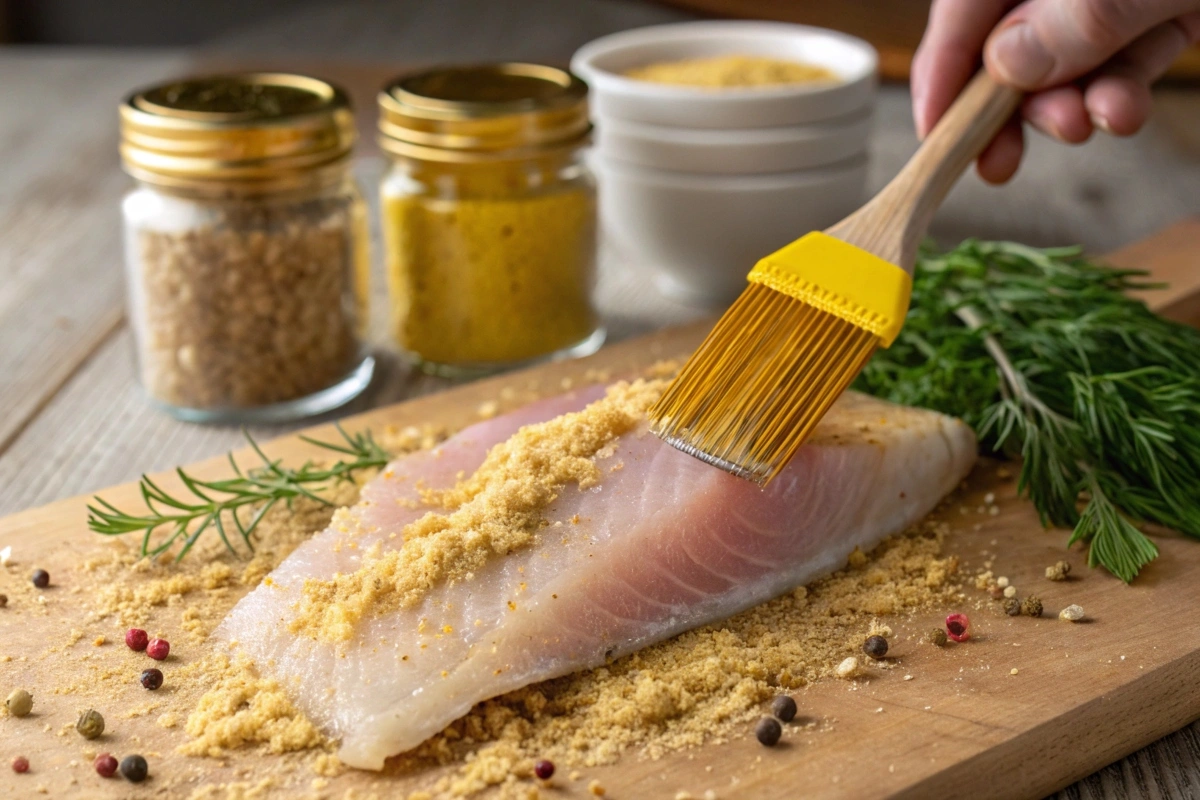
<box><xmin>119</xmin><ymin>73</ymin><xmax>373</xmax><ymax>422</ymax></box>
<box><xmin>378</xmin><ymin>63</ymin><xmax>604</xmax><ymax>376</ymax></box>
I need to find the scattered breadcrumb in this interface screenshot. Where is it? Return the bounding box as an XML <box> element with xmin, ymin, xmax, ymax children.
<box><xmin>1060</xmin><ymin>604</ymin><xmax>1085</xmax><ymax>622</ymax></box>
<box><xmin>1046</xmin><ymin>561</ymin><xmax>1071</xmax><ymax>581</ymax></box>
<box><xmin>835</xmin><ymin>657</ymin><xmax>861</xmax><ymax>679</ymax></box>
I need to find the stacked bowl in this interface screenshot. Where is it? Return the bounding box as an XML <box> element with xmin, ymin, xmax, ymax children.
<box><xmin>572</xmin><ymin>22</ymin><xmax>879</xmax><ymax>306</ymax></box>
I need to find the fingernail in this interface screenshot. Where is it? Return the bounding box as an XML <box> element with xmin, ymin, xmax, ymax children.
<box><xmin>1032</xmin><ymin>116</ymin><xmax>1064</xmax><ymax>140</ymax></box>
<box><xmin>1091</xmin><ymin>111</ymin><xmax>1113</xmax><ymax>134</ymax></box>
<box><xmin>988</xmin><ymin>22</ymin><xmax>1055</xmax><ymax>87</ymax></box>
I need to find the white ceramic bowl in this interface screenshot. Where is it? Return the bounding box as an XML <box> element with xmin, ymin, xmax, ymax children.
<box><xmin>571</xmin><ymin>21</ymin><xmax>878</xmax><ymax>129</ymax></box>
<box><xmin>594</xmin><ymin>107</ymin><xmax>871</xmax><ymax>175</ymax></box>
<box><xmin>594</xmin><ymin>152</ymin><xmax>869</xmax><ymax>306</ymax></box>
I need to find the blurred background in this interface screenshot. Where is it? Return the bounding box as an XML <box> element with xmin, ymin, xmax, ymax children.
<box><xmin>4</xmin><ymin>0</ymin><xmax>1197</xmax><ymax>76</ymax></box>
<box><xmin>1</xmin><ymin>0</ymin><xmax>1198</xmax><ymax>499</ymax></box>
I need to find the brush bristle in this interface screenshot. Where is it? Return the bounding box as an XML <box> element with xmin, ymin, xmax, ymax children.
<box><xmin>649</xmin><ymin>283</ymin><xmax>878</xmax><ymax>485</ymax></box>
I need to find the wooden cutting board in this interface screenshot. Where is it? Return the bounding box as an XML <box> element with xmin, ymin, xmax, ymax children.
<box><xmin>0</xmin><ymin>219</ymin><xmax>1198</xmax><ymax>799</ymax></box>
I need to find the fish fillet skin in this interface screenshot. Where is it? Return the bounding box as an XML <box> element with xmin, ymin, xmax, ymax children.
<box><xmin>218</xmin><ymin>388</ymin><xmax>976</xmax><ymax>770</ymax></box>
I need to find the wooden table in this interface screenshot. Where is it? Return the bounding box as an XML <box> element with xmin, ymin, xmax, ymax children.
<box><xmin>1</xmin><ymin>43</ymin><xmax>1199</xmax><ymax>798</ymax></box>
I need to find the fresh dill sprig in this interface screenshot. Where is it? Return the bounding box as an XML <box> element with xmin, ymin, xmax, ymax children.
<box><xmin>856</xmin><ymin>240</ymin><xmax>1200</xmax><ymax>582</ymax></box>
<box><xmin>87</xmin><ymin>425</ymin><xmax>390</xmax><ymax>561</ymax></box>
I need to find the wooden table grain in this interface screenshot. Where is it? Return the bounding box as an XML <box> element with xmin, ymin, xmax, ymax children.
<box><xmin>1</xmin><ymin>30</ymin><xmax>1199</xmax><ymax>800</ymax></box>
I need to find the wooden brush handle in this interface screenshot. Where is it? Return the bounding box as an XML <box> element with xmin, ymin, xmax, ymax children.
<box><xmin>827</xmin><ymin>71</ymin><xmax>1023</xmax><ymax>273</ymax></box>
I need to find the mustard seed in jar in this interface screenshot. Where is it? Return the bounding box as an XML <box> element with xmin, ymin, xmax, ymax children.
<box><xmin>120</xmin><ymin>73</ymin><xmax>373</xmax><ymax>422</ymax></box>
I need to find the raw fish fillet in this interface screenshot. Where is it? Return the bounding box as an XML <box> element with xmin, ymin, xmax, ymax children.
<box><xmin>218</xmin><ymin>385</ymin><xmax>976</xmax><ymax>769</ymax></box>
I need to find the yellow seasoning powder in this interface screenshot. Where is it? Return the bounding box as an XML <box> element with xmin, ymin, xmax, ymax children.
<box><xmin>624</xmin><ymin>54</ymin><xmax>838</xmax><ymax>88</ymax></box>
<box><xmin>382</xmin><ymin>157</ymin><xmax>599</xmax><ymax>368</ymax></box>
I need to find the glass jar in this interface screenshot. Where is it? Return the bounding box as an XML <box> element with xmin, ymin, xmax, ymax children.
<box><xmin>378</xmin><ymin>64</ymin><xmax>604</xmax><ymax>376</ymax></box>
<box><xmin>119</xmin><ymin>73</ymin><xmax>373</xmax><ymax>423</ymax></box>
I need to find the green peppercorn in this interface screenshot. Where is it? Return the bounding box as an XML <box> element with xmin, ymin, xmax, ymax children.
<box><xmin>6</xmin><ymin>689</ymin><xmax>33</xmax><ymax>718</ymax></box>
<box><xmin>119</xmin><ymin>754</ymin><xmax>148</xmax><ymax>783</ymax></box>
<box><xmin>863</xmin><ymin>635</ymin><xmax>889</xmax><ymax>660</ymax></box>
<box><xmin>755</xmin><ymin>716</ymin><xmax>782</xmax><ymax>747</ymax></box>
<box><xmin>1003</xmin><ymin>597</ymin><xmax>1022</xmax><ymax>616</ymax></box>
<box><xmin>770</xmin><ymin>695</ymin><xmax>797</xmax><ymax>722</ymax></box>
<box><xmin>927</xmin><ymin>628</ymin><xmax>947</xmax><ymax>647</ymax></box>
<box><xmin>1022</xmin><ymin>596</ymin><xmax>1043</xmax><ymax>617</ymax></box>
<box><xmin>76</xmin><ymin>709</ymin><xmax>105</xmax><ymax>740</ymax></box>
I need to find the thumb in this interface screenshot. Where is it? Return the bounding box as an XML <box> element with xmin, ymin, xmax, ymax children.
<box><xmin>984</xmin><ymin>0</ymin><xmax>1198</xmax><ymax>89</ymax></box>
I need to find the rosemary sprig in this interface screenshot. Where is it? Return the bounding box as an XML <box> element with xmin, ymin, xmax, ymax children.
<box><xmin>87</xmin><ymin>425</ymin><xmax>390</xmax><ymax>561</ymax></box>
<box><xmin>856</xmin><ymin>240</ymin><xmax>1200</xmax><ymax>581</ymax></box>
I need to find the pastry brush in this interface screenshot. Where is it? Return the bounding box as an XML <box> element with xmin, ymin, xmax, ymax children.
<box><xmin>649</xmin><ymin>71</ymin><xmax>1022</xmax><ymax>485</ymax></box>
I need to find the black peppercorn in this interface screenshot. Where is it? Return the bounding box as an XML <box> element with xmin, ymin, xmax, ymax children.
<box><xmin>863</xmin><ymin>635</ymin><xmax>889</xmax><ymax>660</ymax></box>
<box><xmin>0</xmin><ymin>593</ymin><xmax>7</xmax><ymax>608</ymax></box>
<box><xmin>1003</xmin><ymin>597</ymin><xmax>1022</xmax><ymax>616</ymax></box>
<box><xmin>770</xmin><ymin>695</ymin><xmax>797</xmax><ymax>722</ymax></box>
<box><xmin>755</xmin><ymin>716</ymin><xmax>782</xmax><ymax>747</ymax></box>
<box><xmin>31</xmin><ymin>570</ymin><xmax>49</xmax><ymax>589</ymax></box>
<box><xmin>119</xmin><ymin>754</ymin><xmax>148</xmax><ymax>783</ymax></box>
<box><xmin>140</xmin><ymin>668</ymin><xmax>163</xmax><ymax>691</ymax></box>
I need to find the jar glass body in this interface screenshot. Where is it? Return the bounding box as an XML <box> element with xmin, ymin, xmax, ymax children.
<box><xmin>121</xmin><ymin>173</ymin><xmax>373</xmax><ymax>422</ymax></box>
<box><xmin>380</xmin><ymin>149</ymin><xmax>603</xmax><ymax>375</ymax></box>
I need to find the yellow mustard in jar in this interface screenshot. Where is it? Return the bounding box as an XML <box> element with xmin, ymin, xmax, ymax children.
<box><xmin>379</xmin><ymin>64</ymin><xmax>603</xmax><ymax>375</ymax></box>
<box><xmin>624</xmin><ymin>54</ymin><xmax>838</xmax><ymax>88</ymax></box>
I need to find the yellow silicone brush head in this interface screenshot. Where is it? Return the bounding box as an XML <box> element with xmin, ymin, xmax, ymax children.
<box><xmin>648</xmin><ymin>232</ymin><xmax>912</xmax><ymax>486</ymax></box>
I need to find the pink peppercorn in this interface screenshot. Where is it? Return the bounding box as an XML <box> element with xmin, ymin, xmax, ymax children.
<box><xmin>12</xmin><ymin>756</ymin><xmax>29</xmax><ymax>773</ymax></box>
<box><xmin>146</xmin><ymin>638</ymin><xmax>170</xmax><ymax>660</ymax></box>
<box><xmin>125</xmin><ymin>628</ymin><xmax>149</xmax><ymax>651</ymax></box>
<box><xmin>94</xmin><ymin>753</ymin><xmax>118</xmax><ymax>778</ymax></box>
<box><xmin>534</xmin><ymin>759</ymin><xmax>555</xmax><ymax>780</ymax></box>
<box><xmin>945</xmin><ymin>613</ymin><xmax>970</xmax><ymax>642</ymax></box>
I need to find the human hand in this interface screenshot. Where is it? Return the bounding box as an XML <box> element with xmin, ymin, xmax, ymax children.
<box><xmin>911</xmin><ymin>0</ymin><xmax>1200</xmax><ymax>183</ymax></box>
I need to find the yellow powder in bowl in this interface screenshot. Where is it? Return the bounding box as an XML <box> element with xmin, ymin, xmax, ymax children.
<box><xmin>623</xmin><ymin>54</ymin><xmax>838</xmax><ymax>88</ymax></box>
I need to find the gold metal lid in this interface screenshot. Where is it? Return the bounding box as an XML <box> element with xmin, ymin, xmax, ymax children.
<box><xmin>120</xmin><ymin>73</ymin><xmax>356</xmax><ymax>192</ymax></box>
<box><xmin>378</xmin><ymin>63</ymin><xmax>590</xmax><ymax>162</ymax></box>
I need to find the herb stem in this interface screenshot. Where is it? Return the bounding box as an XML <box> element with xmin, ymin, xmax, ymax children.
<box><xmin>87</xmin><ymin>425</ymin><xmax>391</xmax><ymax>560</ymax></box>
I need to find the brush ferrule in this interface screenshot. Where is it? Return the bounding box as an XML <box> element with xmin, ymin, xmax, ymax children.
<box><xmin>748</xmin><ymin>232</ymin><xmax>911</xmax><ymax>347</ymax></box>
<box><xmin>658</xmin><ymin>433</ymin><xmax>765</xmax><ymax>485</ymax></box>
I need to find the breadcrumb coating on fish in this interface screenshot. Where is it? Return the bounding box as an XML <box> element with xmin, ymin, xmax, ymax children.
<box><xmin>289</xmin><ymin>380</ymin><xmax>666</xmax><ymax>642</ymax></box>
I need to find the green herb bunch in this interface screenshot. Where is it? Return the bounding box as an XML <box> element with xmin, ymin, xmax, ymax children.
<box><xmin>855</xmin><ymin>240</ymin><xmax>1200</xmax><ymax>581</ymax></box>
